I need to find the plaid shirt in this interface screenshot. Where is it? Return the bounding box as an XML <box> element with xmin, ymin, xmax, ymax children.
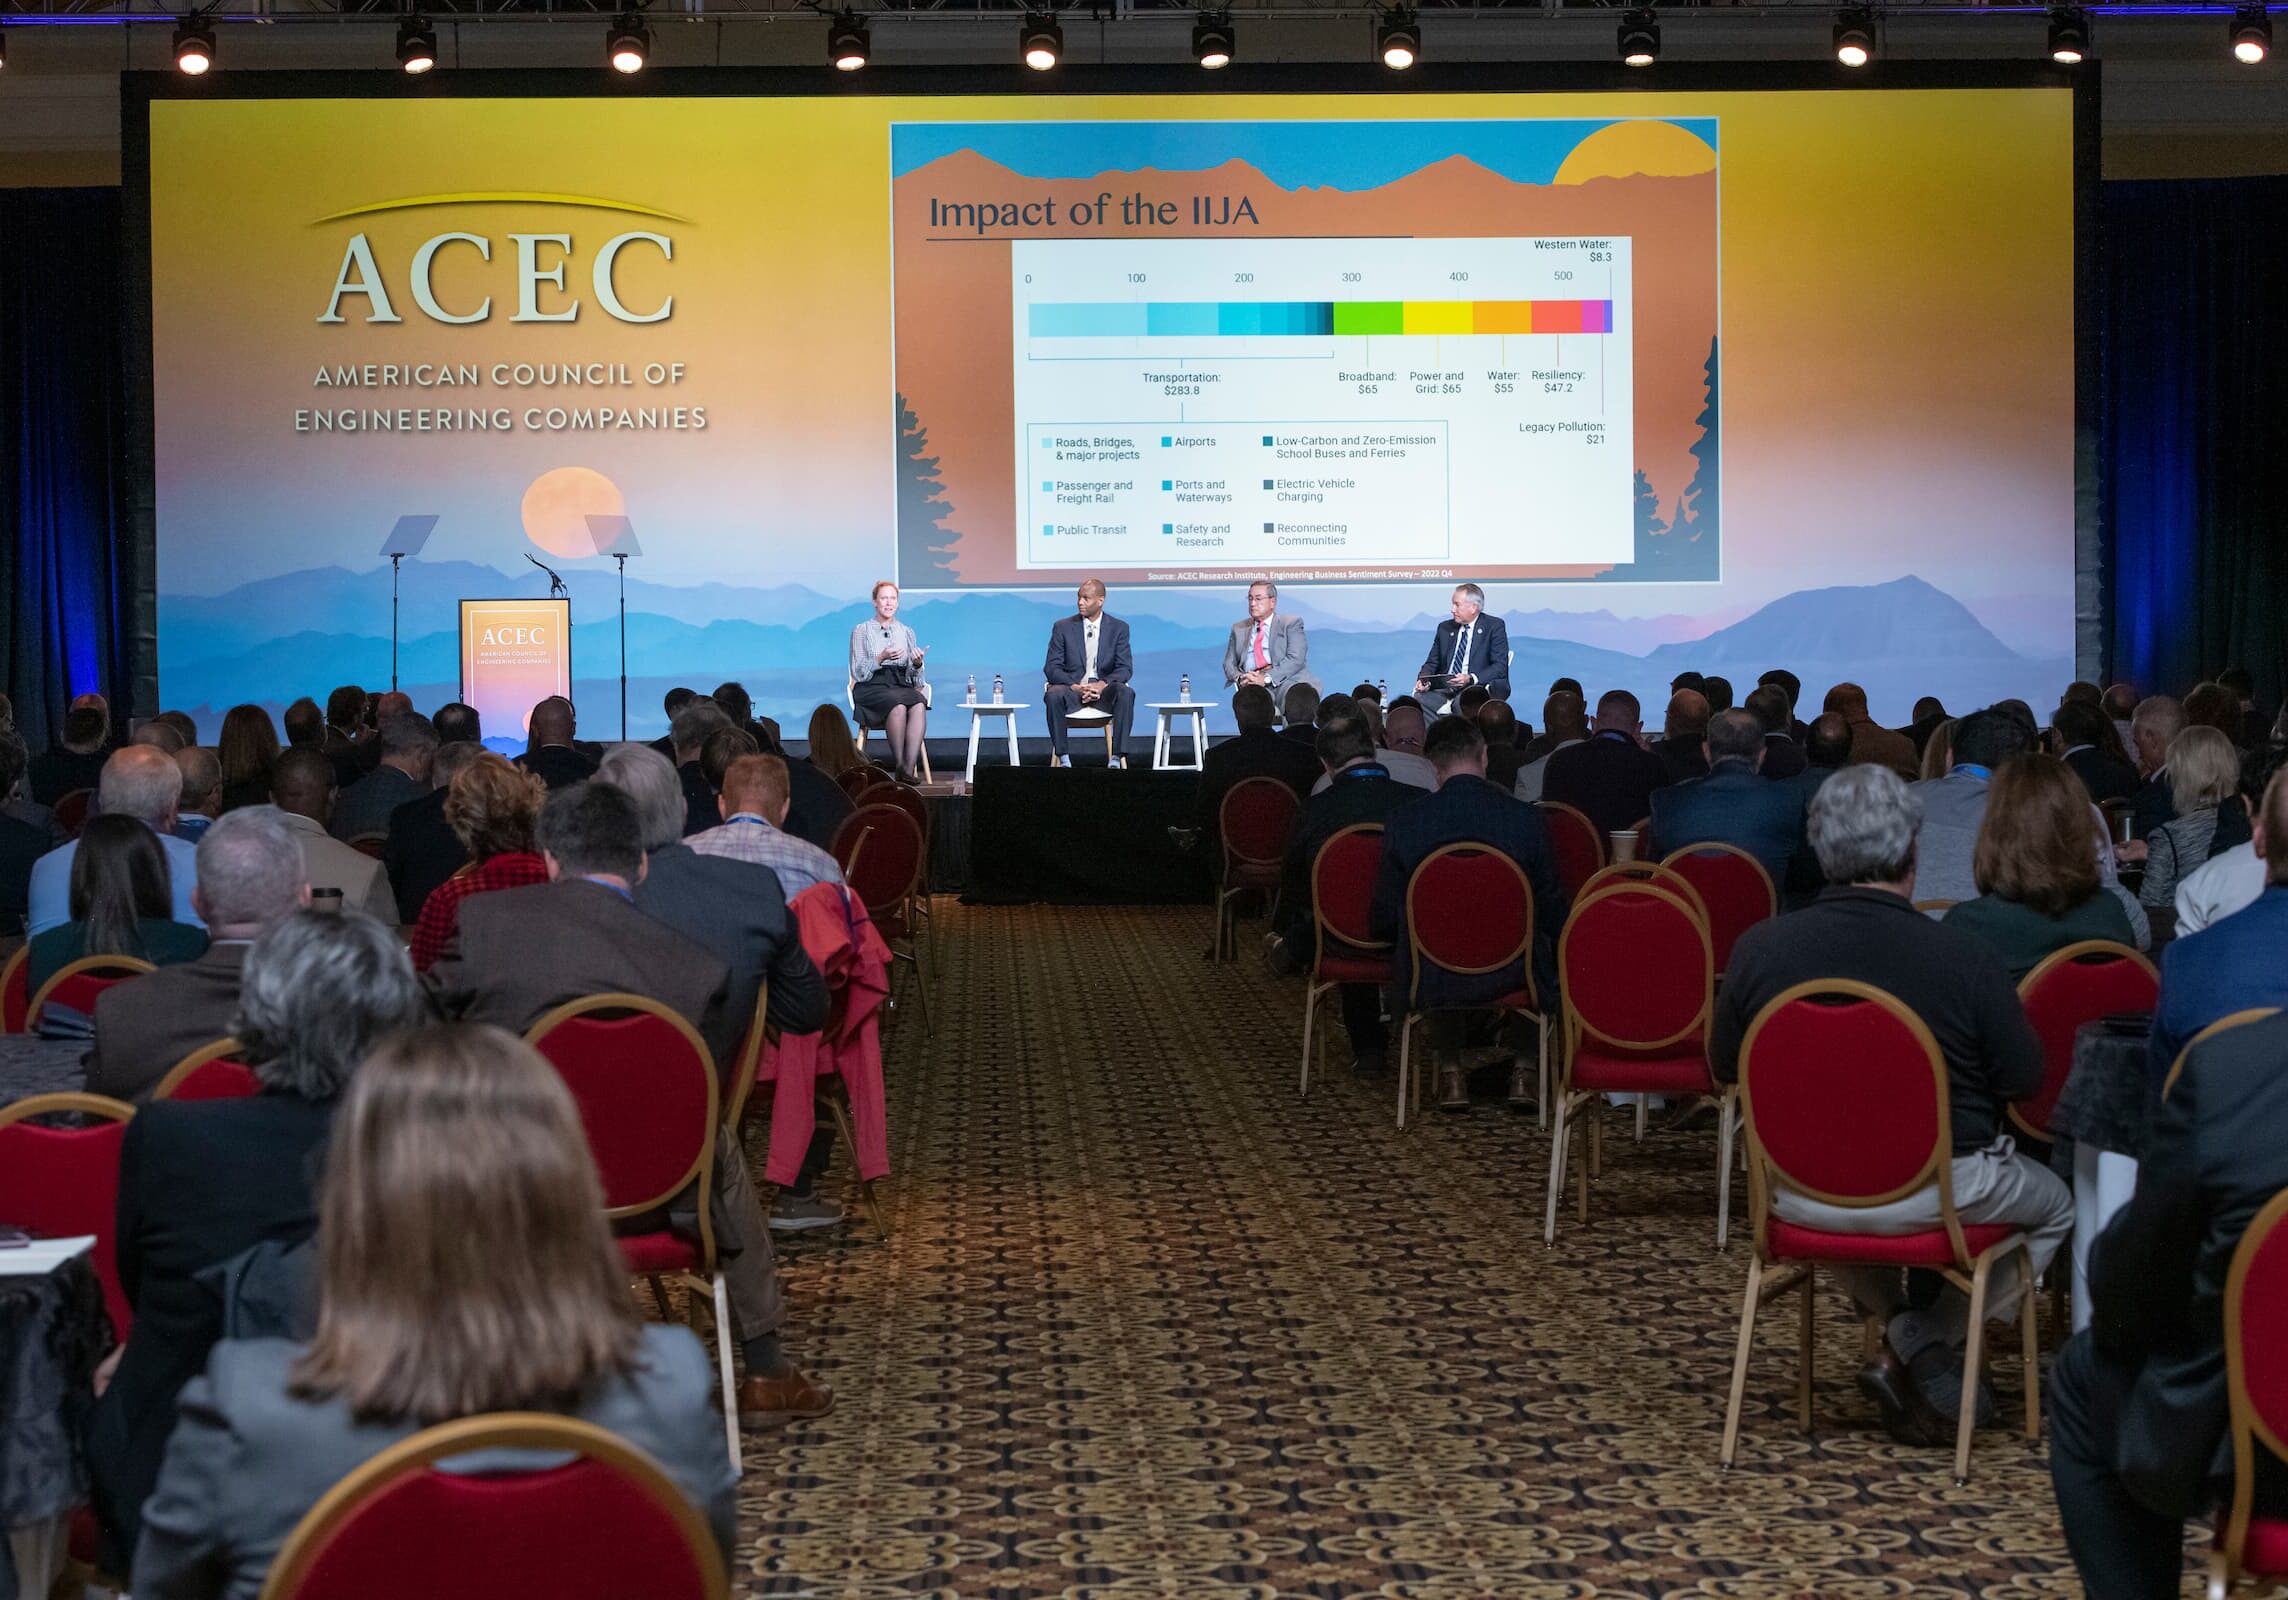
<box><xmin>685</xmin><ymin>813</ymin><xmax>843</xmax><ymax>902</ymax></box>
<box><xmin>408</xmin><ymin>851</ymin><xmax>549</xmax><ymax>971</ymax></box>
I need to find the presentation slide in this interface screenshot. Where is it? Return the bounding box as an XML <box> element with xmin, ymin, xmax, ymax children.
<box><xmin>140</xmin><ymin>83</ymin><xmax>2078</xmax><ymax>740</ymax></box>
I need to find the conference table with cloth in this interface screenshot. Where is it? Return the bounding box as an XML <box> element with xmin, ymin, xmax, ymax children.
<box><xmin>755</xmin><ymin>884</ymin><xmax>893</xmax><ymax>1189</ymax></box>
<box><xmin>2049</xmin><ymin>1018</ymin><xmax>2150</xmax><ymax>1334</ymax></box>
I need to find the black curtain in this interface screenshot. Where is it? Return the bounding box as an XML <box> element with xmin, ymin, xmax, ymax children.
<box><xmin>2100</xmin><ymin>176</ymin><xmax>2288</xmax><ymax>706</ymax></box>
<box><xmin>0</xmin><ymin>187</ymin><xmax>133</xmax><ymax>753</ymax></box>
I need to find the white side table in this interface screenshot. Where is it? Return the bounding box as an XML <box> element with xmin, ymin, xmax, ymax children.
<box><xmin>1149</xmin><ymin>702</ymin><xmax>1209</xmax><ymax>771</ymax></box>
<box><xmin>961</xmin><ymin>701</ymin><xmax>1028</xmax><ymax>783</ymax></box>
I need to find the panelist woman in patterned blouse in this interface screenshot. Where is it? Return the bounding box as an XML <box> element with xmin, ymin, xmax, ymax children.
<box><xmin>848</xmin><ymin>580</ymin><xmax>929</xmax><ymax>783</ymax></box>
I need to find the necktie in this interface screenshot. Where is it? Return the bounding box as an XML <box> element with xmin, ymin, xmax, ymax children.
<box><xmin>1252</xmin><ymin>622</ymin><xmax>1268</xmax><ymax>670</ymax></box>
<box><xmin>1450</xmin><ymin>624</ymin><xmax>1472</xmax><ymax>677</ymax></box>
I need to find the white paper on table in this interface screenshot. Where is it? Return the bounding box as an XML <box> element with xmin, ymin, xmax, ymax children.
<box><xmin>0</xmin><ymin>1235</ymin><xmax>96</xmax><ymax>1277</ymax></box>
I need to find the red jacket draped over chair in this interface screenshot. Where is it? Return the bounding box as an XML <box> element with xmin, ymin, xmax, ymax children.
<box><xmin>755</xmin><ymin>882</ymin><xmax>893</xmax><ymax>1186</ymax></box>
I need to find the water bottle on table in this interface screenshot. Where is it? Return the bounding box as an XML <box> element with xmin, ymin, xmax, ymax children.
<box><xmin>992</xmin><ymin>673</ymin><xmax>1004</xmax><ymax>705</ymax></box>
<box><xmin>1179</xmin><ymin>673</ymin><xmax>1191</xmax><ymax>704</ymax></box>
<box><xmin>967</xmin><ymin>673</ymin><xmax>977</xmax><ymax>704</ymax></box>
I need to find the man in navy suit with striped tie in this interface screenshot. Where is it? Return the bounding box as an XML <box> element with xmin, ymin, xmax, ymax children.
<box><xmin>1414</xmin><ymin>583</ymin><xmax>1510</xmax><ymax>714</ymax></box>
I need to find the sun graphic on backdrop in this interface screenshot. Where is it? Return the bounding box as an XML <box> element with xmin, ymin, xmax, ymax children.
<box><xmin>1552</xmin><ymin>120</ymin><xmax>1717</xmax><ymax>186</ymax></box>
<box><xmin>520</xmin><ymin>466</ymin><xmax>627</xmax><ymax>560</ymax></box>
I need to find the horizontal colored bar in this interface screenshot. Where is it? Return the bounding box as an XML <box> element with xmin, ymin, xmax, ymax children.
<box><xmin>1028</xmin><ymin>300</ymin><xmax>1614</xmax><ymax>339</ymax></box>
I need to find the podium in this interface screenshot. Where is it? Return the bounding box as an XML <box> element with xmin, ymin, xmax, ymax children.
<box><xmin>459</xmin><ymin>599</ymin><xmax>572</xmax><ymax>742</ymax></box>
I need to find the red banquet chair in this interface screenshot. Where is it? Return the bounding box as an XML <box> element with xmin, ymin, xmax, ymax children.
<box><xmin>1721</xmin><ymin>979</ymin><xmax>2041</xmax><ymax>1484</ymax></box>
<box><xmin>258</xmin><ymin>1413</ymin><xmax>728</xmax><ymax>1600</ymax></box>
<box><xmin>2013</xmin><ymin>940</ymin><xmax>2159</xmax><ymax>1144</ymax></box>
<box><xmin>0</xmin><ymin>946</ymin><xmax>29</xmax><ymax>1034</ymax></box>
<box><xmin>152</xmin><ymin>1038</ymin><xmax>262</xmax><ymax>1102</ymax></box>
<box><xmin>1659</xmin><ymin>843</ymin><xmax>1777</xmax><ymax>978</ymax></box>
<box><xmin>1213</xmin><ymin>777</ymin><xmax>1301</xmax><ymax>963</ymax></box>
<box><xmin>0</xmin><ymin>1092</ymin><xmax>138</xmax><ymax>1339</ymax></box>
<box><xmin>51</xmin><ymin>788</ymin><xmax>95</xmax><ymax>840</ymax></box>
<box><xmin>831</xmin><ymin>803</ymin><xmax>933</xmax><ymax>1037</ymax></box>
<box><xmin>836</xmin><ymin>764</ymin><xmax>890</xmax><ymax>801</ymax></box>
<box><xmin>25</xmin><ymin>955</ymin><xmax>156</xmax><ymax>1035</ymax></box>
<box><xmin>2213</xmin><ymin>1186</ymin><xmax>2288</xmax><ymax>1599</ymax></box>
<box><xmin>1536</xmin><ymin>800</ymin><xmax>1605</xmax><ymax>899</ymax></box>
<box><xmin>1297</xmin><ymin>823</ymin><xmax>1391</xmax><ymax>1099</ymax></box>
<box><xmin>1547</xmin><ymin>882</ymin><xmax>1724</xmax><ymax>1246</ymax></box>
<box><xmin>346</xmin><ymin>833</ymin><xmax>389</xmax><ymax>861</ymax></box>
<box><xmin>524</xmin><ymin>995</ymin><xmax>740</xmax><ymax>1471</ymax></box>
<box><xmin>1395</xmin><ymin>844</ymin><xmax>1548</xmax><ymax>1131</ymax></box>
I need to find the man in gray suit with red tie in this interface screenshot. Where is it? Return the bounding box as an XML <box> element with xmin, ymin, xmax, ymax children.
<box><xmin>1044</xmin><ymin>578</ymin><xmax>1136</xmax><ymax>768</ymax></box>
<box><xmin>1223</xmin><ymin>579</ymin><xmax>1310</xmax><ymax>699</ymax></box>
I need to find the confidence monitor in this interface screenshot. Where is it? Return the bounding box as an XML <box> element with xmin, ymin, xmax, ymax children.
<box><xmin>130</xmin><ymin>66</ymin><xmax>2092</xmax><ymax>736</ymax></box>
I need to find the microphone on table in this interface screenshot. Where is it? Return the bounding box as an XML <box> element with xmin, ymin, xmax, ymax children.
<box><xmin>526</xmin><ymin>552</ymin><xmax>568</xmax><ymax>598</ymax></box>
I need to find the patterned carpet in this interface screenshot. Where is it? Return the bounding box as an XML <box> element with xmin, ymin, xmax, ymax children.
<box><xmin>730</xmin><ymin>903</ymin><xmax>2243</xmax><ymax>1599</ymax></box>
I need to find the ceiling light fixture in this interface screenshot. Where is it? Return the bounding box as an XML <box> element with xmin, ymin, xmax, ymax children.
<box><xmin>1832</xmin><ymin>6</ymin><xmax>1874</xmax><ymax>66</ymax></box>
<box><xmin>2046</xmin><ymin>6</ymin><xmax>2087</xmax><ymax>63</ymax></box>
<box><xmin>1192</xmin><ymin>12</ymin><xmax>1234</xmax><ymax>68</ymax></box>
<box><xmin>2231</xmin><ymin>3</ymin><xmax>2270</xmax><ymax>62</ymax></box>
<box><xmin>173</xmin><ymin>14</ymin><xmax>216</xmax><ymax>73</ymax></box>
<box><xmin>1020</xmin><ymin>11</ymin><xmax>1061</xmax><ymax>69</ymax></box>
<box><xmin>1376</xmin><ymin>7</ymin><xmax>1419</xmax><ymax>69</ymax></box>
<box><xmin>1618</xmin><ymin>7</ymin><xmax>1659</xmax><ymax>66</ymax></box>
<box><xmin>396</xmin><ymin>14</ymin><xmax>438</xmax><ymax>73</ymax></box>
<box><xmin>828</xmin><ymin>10</ymin><xmax>869</xmax><ymax>69</ymax></box>
<box><xmin>606</xmin><ymin>10</ymin><xmax>649</xmax><ymax>73</ymax></box>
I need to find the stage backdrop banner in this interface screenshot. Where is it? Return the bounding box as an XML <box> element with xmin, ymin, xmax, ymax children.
<box><xmin>458</xmin><ymin>597</ymin><xmax>571</xmax><ymax>746</ymax></box>
<box><xmin>138</xmin><ymin>76</ymin><xmax>2085</xmax><ymax>742</ymax></box>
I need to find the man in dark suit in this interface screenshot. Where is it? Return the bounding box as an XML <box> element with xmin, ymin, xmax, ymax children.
<box><xmin>1474</xmin><ymin>698</ymin><xmax>1527</xmax><ymax>790</ymax></box>
<box><xmin>1412</xmin><ymin>582</ymin><xmax>1510</xmax><ymax>714</ymax></box>
<box><xmin>318</xmin><ymin>684</ymin><xmax>370</xmax><ymax>790</ymax></box>
<box><xmin>381</xmin><ymin>739</ymin><xmax>481</xmax><ymax>925</ymax></box>
<box><xmin>1267</xmin><ymin>716</ymin><xmax>1424</xmax><ymax>1074</ymax></box>
<box><xmin>1756</xmin><ymin>667</ymin><xmax>1810</xmax><ymax>744</ymax></box>
<box><xmin>0</xmin><ymin>730</ymin><xmax>44</xmax><ymax>937</ymax></box>
<box><xmin>1651</xmin><ymin>688</ymin><xmax>1712</xmax><ymax>785</ymax></box>
<box><xmin>1518</xmin><ymin>689</ymin><xmax>1585</xmax><ymax>767</ymax></box>
<box><xmin>1542</xmin><ymin>689</ymin><xmax>1669</xmax><ymax>837</ymax></box>
<box><xmin>1370</xmin><ymin>717</ymin><xmax>1566</xmax><ymax>1111</ymax></box>
<box><xmin>2050</xmin><ymin>1009</ymin><xmax>2288</xmax><ymax>1599</ymax></box>
<box><xmin>87</xmin><ymin>808</ymin><xmax>311</xmax><ymax>1101</ymax></box>
<box><xmin>1649</xmin><ymin>709</ymin><xmax>1807</xmax><ymax>890</ymax></box>
<box><xmin>2054</xmin><ymin>700</ymin><xmax>2140</xmax><ymax>804</ymax></box>
<box><xmin>328</xmin><ymin>711</ymin><xmax>435</xmax><ymax>843</ymax></box>
<box><xmin>2147</xmin><ymin>773</ymin><xmax>2288</xmax><ymax>1094</ymax></box>
<box><xmin>423</xmin><ymin>781</ymin><xmax>832</xmax><ymax>1424</ymax></box>
<box><xmin>1043</xmin><ymin>578</ymin><xmax>1136</xmax><ymax>767</ymax></box>
<box><xmin>1744</xmin><ymin>684</ymin><xmax>1807</xmax><ymax>780</ymax></box>
<box><xmin>1279</xmin><ymin>682</ymin><xmax>1322</xmax><ymax>748</ymax></box>
<box><xmin>1904</xmin><ymin>696</ymin><xmax>1950</xmax><ymax>757</ymax></box>
<box><xmin>1197</xmin><ymin>685</ymin><xmax>1321</xmax><ymax>847</ymax></box>
<box><xmin>515</xmin><ymin>695</ymin><xmax>601</xmax><ymax>791</ymax></box>
<box><xmin>27</xmin><ymin>702</ymin><xmax>110</xmax><ymax>805</ymax></box>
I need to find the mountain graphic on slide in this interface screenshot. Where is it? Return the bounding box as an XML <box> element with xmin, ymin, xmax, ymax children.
<box><xmin>1644</xmin><ymin>576</ymin><xmax>2027</xmax><ymax>667</ymax></box>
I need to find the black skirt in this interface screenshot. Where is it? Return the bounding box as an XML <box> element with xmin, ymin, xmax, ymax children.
<box><xmin>852</xmin><ymin>677</ymin><xmax>926</xmax><ymax>724</ymax></box>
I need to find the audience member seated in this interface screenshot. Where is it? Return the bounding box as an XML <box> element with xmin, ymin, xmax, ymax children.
<box><xmin>742</xmin><ymin>719</ymin><xmax>853</xmax><ymax>853</ymax></box>
<box><xmin>2129</xmin><ymin>694</ymin><xmax>2186</xmax><ymax>837</ymax></box>
<box><xmin>1710</xmin><ymin>764</ymin><xmax>2068</xmax><ymax>1445</ymax></box>
<box><xmin>1941</xmin><ymin>754</ymin><xmax>2135</xmax><ymax>977</ymax></box>
<box><xmin>1265</xmin><ymin>715</ymin><xmax>1425</xmax><ymax>1075</ymax></box>
<box><xmin>1757</xmin><ymin>668</ymin><xmax>1809</xmax><ymax>742</ymax></box>
<box><xmin>1513</xmin><ymin>693</ymin><xmax>1588</xmax><ymax>801</ymax></box>
<box><xmin>132</xmin><ymin>721</ymin><xmax>186</xmax><ymax>757</ymax></box>
<box><xmin>515</xmin><ymin>695</ymin><xmax>601</xmax><ymax>790</ymax></box>
<box><xmin>1370</xmin><ymin>717</ymin><xmax>1566</xmax><ymax>1112</ymax></box>
<box><xmin>1280</xmin><ymin>682</ymin><xmax>1322</xmax><ymax>746</ymax></box>
<box><xmin>599</xmin><ymin>743</ymin><xmax>828</xmax><ymax>1068</ymax></box>
<box><xmin>29</xmin><ymin>701</ymin><xmax>112</xmax><ymax>806</ymax></box>
<box><xmin>1356</xmin><ymin>702</ymin><xmax>1439</xmax><ymax>792</ymax></box>
<box><xmin>268</xmin><ymin>748</ymin><xmax>398</xmax><ymax>927</ymax></box>
<box><xmin>129</xmin><ymin>1023</ymin><xmax>740</xmax><ymax>1597</ymax></box>
<box><xmin>1744</xmin><ymin>685</ymin><xmax>1806</xmax><ymax>780</ymax></box>
<box><xmin>1917</xmin><ymin>718</ymin><xmax>1959</xmax><ymax>784</ymax></box>
<box><xmin>1904</xmin><ymin>695</ymin><xmax>1950</xmax><ymax>756</ymax></box>
<box><xmin>2132</xmin><ymin>725</ymin><xmax>2239</xmax><ymax>913</ymax></box>
<box><xmin>2049</xmin><ymin>1004</ymin><xmax>2288</xmax><ymax>1600</ymax></box>
<box><xmin>381</xmin><ymin>736</ymin><xmax>483</xmax><ymax>925</ymax></box>
<box><xmin>2172</xmin><ymin>751</ymin><xmax>2283</xmax><ymax>933</ymax></box>
<box><xmin>1802</xmin><ymin>710</ymin><xmax>1852</xmax><ymax>774</ymax></box>
<box><xmin>0</xmin><ymin>730</ymin><xmax>44</xmax><ymax>936</ymax></box>
<box><xmin>806</xmin><ymin>701</ymin><xmax>867</xmax><ymax>781</ymax></box>
<box><xmin>214</xmin><ymin>705</ymin><xmax>280</xmax><ymax>813</ymax></box>
<box><xmin>1824</xmin><ymin>682</ymin><xmax>1919</xmax><ymax>779</ymax></box>
<box><xmin>87</xmin><ymin>910</ymin><xmax>423</xmax><ymax>1572</ymax></box>
<box><xmin>1476</xmin><ymin>699</ymin><xmax>1525</xmax><ymax>789</ymax></box>
<box><xmin>405</xmin><ymin>754</ymin><xmax>547</xmax><ymax>972</ymax></box>
<box><xmin>2101</xmin><ymin>681</ymin><xmax>2139</xmax><ymax>747</ymax></box>
<box><xmin>26</xmin><ymin>813</ymin><xmax>207</xmax><ymax>997</ymax></box>
<box><xmin>29</xmin><ymin>747</ymin><xmax>203</xmax><ymax>936</ymax></box>
<box><xmin>1909</xmin><ymin>707</ymin><xmax>2147</xmax><ymax>944</ymax></box>
<box><xmin>1648</xmin><ymin>708</ymin><xmax>1804</xmax><ymax>889</ymax></box>
<box><xmin>688</xmin><ymin>753</ymin><xmax>846</xmax><ymax>902</ymax></box>
<box><xmin>1703</xmin><ymin>675</ymin><xmax>1734</xmax><ymax>715</ymax></box>
<box><xmin>713</xmin><ymin>680</ymin><xmax>780</xmax><ymax>752</ymax></box>
<box><xmin>328</xmin><ymin>711</ymin><xmax>436</xmax><ymax>842</ymax></box>
<box><xmin>171</xmin><ymin>746</ymin><xmax>222</xmax><ymax>844</ymax></box>
<box><xmin>1651</xmin><ymin>689</ymin><xmax>1712</xmax><ymax>785</ymax></box>
<box><xmin>671</xmin><ymin>698</ymin><xmax>737</xmax><ymax>834</ymax></box>
<box><xmin>318</xmin><ymin>684</ymin><xmax>370</xmax><ymax>790</ymax></box>
<box><xmin>280</xmin><ymin>695</ymin><xmax>323</xmax><ymax>751</ymax></box>
<box><xmin>87</xmin><ymin>807</ymin><xmax>309</xmax><ymax>1101</ymax></box>
<box><xmin>2146</xmin><ymin>769</ymin><xmax>2288</xmax><ymax>1095</ymax></box>
<box><xmin>1200</xmin><ymin>687</ymin><xmax>1321</xmax><ymax>843</ymax></box>
<box><xmin>424</xmin><ymin>782</ymin><xmax>832</xmax><ymax>1426</ymax></box>
<box><xmin>650</xmin><ymin>686</ymin><xmax>697</xmax><ymax>761</ymax></box>
<box><xmin>1542</xmin><ymin>689</ymin><xmax>1667</xmax><ymax>836</ymax></box>
<box><xmin>2054</xmin><ymin>699</ymin><xmax>2141</xmax><ymax>804</ymax></box>
<box><xmin>2182</xmin><ymin>680</ymin><xmax>2244</xmax><ymax>744</ymax></box>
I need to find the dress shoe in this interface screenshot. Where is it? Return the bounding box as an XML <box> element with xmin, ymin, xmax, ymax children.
<box><xmin>1855</xmin><ymin>1343</ymin><xmax>1945</xmax><ymax>1447</ymax></box>
<box><xmin>737</xmin><ymin>1365</ymin><xmax>835</xmax><ymax>1426</ymax></box>
<box><xmin>1506</xmin><ymin>1056</ymin><xmax>1536</xmax><ymax>1110</ymax></box>
<box><xmin>1909</xmin><ymin>1341</ymin><xmax>1997</xmax><ymax>1430</ymax></box>
<box><xmin>1437</xmin><ymin>1060</ymin><xmax>1470</xmax><ymax>1111</ymax></box>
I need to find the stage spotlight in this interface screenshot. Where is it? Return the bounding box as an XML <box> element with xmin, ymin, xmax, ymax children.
<box><xmin>172</xmin><ymin>15</ymin><xmax>216</xmax><ymax>74</ymax></box>
<box><xmin>2231</xmin><ymin>4</ymin><xmax>2270</xmax><ymax>62</ymax></box>
<box><xmin>1020</xmin><ymin>11</ymin><xmax>1061</xmax><ymax>69</ymax></box>
<box><xmin>1618</xmin><ymin>7</ymin><xmax>1659</xmax><ymax>66</ymax></box>
<box><xmin>828</xmin><ymin>11</ymin><xmax>869</xmax><ymax>69</ymax></box>
<box><xmin>1192</xmin><ymin>12</ymin><xmax>1234</xmax><ymax>68</ymax></box>
<box><xmin>2045</xmin><ymin>6</ymin><xmax>2087</xmax><ymax>62</ymax></box>
<box><xmin>1832</xmin><ymin>6</ymin><xmax>1873</xmax><ymax>66</ymax></box>
<box><xmin>1376</xmin><ymin>7</ymin><xmax>1419</xmax><ymax>68</ymax></box>
<box><xmin>396</xmin><ymin>15</ymin><xmax>438</xmax><ymax>73</ymax></box>
<box><xmin>606</xmin><ymin>10</ymin><xmax>649</xmax><ymax>73</ymax></box>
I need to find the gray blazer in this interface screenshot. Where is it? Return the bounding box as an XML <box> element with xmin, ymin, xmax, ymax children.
<box><xmin>849</xmin><ymin>619</ymin><xmax>923</xmax><ymax>684</ymax></box>
<box><xmin>1222</xmin><ymin>614</ymin><xmax>1310</xmax><ymax>694</ymax></box>
<box><xmin>132</xmin><ymin>1329</ymin><xmax>738</xmax><ymax>1600</ymax></box>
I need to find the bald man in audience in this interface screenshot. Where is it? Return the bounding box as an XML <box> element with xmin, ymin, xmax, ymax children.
<box><xmin>268</xmin><ymin>747</ymin><xmax>397</xmax><ymax>927</ymax></box>
<box><xmin>1541</xmin><ymin>689</ymin><xmax>1667</xmax><ymax>836</ymax></box>
<box><xmin>87</xmin><ymin>807</ymin><xmax>309</xmax><ymax>1101</ymax></box>
<box><xmin>516</xmin><ymin>696</ymin><xmax>600</xmax><ymax>791</ymax></box>
<box><xmin>1359</xmin><ymin>701</ymin><xmax>1438</xmax><ymax>791</ymax></box>
<box><xmin>1652</xmin><ymin>689</ymin><xmax>1712</xmax><ymax>784</ymax></box>
<box><xmin>171</xmin><ymin>746</ymin><xmax>223</xmax><ymax>843</ymax></box>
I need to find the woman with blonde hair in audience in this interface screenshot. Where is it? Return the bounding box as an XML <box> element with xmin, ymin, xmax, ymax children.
<box><xmin>805</xmin><ymin>702</ymin><xmax>866</xmax><ymax>781</ymax></box>
<box><xmin>131</xmin><ymin>1022</ymin><xmax>737</xmax><ymax>1598</ymax></box>
<box><xmin>2137</xmin><ymin>724</ymin><xmax>2242</xmax><ymax>910</ymax></box>
<box><xmin>1943</xmin><ymin>754</ymin><xmax>2134</xmax><ymax>978</ymax></box>
<box><xmin>214</xmin><ymin>705</ymin><xmax>280</xmax><ymax>812</ymax></box>
<box><xmin>406</xmin><ymin>753</ymin><xmax>547</xmax><ymax>971</ymax></box>
<box><xmin>1917</xmin><ymin>718</ymin><xmax>1958</xmax><ymax>783</ymax></box>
